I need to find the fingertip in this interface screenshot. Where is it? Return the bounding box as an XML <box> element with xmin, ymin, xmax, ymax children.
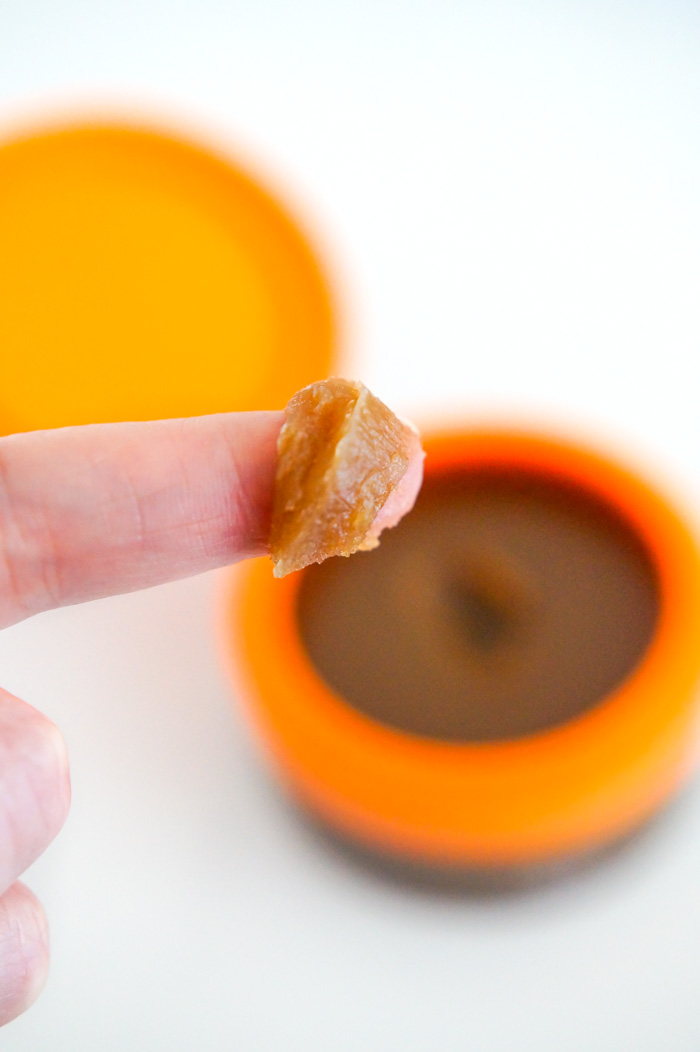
<box><xmin>31</xmin><ymin>715</ymin><xmax>72</xmax><ymax>841</ymax></box>
<box><xmin>0</xmin><ymin>691</ymin><xmax>71</xmax><ymax>890</ymax></box>
<box><xmin>366</xmin><ymin>426</ymin><xmax>425</xmax><ymax>540</ymax></box>
<box><xmin>0</xmin><ymin>882</ymin><xmax>50</xmax><ymax>1027</ymax></box>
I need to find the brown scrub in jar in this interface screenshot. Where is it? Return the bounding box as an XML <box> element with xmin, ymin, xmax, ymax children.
<box><xmin>297</xmin><ymin>467</ymin><xmax>660</xmax><ymax>742</ymax></box>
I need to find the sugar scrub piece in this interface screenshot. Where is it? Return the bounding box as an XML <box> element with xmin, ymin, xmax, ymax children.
<box><xmin>270</xmin><ymin>378</ymin><xmax>424</xmax><ymax>577</ymax></box>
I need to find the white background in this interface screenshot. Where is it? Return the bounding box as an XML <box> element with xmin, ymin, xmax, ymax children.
<box><xmin>2</xmin><ymin>1</ymin><xmax>700</xmax><ymax>1048</ymax></box>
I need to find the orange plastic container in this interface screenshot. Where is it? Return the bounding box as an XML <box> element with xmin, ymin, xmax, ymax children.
<box><xmin>226</xmin><ymin>430</ymin><xmax>700</xmax><ymax>872</ymax></box>
<box><xmin>0</xmin><ymin>119</ymin><xmax>334</xmax><ymax>434</ymax></box>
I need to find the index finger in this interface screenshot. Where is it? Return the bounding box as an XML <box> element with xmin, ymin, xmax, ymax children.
<box><xmin>0</xmin><ymin>411</ymin><xmax>283</xmax><ymax>629</ymax></box>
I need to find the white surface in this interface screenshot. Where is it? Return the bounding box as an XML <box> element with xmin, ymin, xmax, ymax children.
<box><xmin>2</xmin><ymin>1</ymin><xmax>700</xmax><ymax>1048</ymax></box>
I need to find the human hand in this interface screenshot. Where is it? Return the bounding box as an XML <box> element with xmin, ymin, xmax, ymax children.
<box><xmin>0</xmin><ymin>410</ymin><xmax>283</xmax><ymax>1026</ymax></box>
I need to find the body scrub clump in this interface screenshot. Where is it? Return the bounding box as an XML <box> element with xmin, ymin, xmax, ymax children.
<box><xmin>270</xmin><ymin>378</ymin><xmax>424</xmax><ymax>577</ymax></box>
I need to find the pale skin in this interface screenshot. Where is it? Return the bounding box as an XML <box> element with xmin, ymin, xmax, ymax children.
<box><xmin>0</xmin><ymin>410</ymin><xmax>283</xmax><ymax>1027</ymax></box>
<box><xmin>0</xmin><ymin>408</ymin><xmax>423</xmax><ymax>1026</ymax></box>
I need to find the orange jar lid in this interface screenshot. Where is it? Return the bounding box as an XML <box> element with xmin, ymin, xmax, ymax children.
<box><xmin>0</xmin><ymin>120</ymin><xmax>334</xmax><ymax>434</ymax></box>
<box><xmin>225</xmin><ymin>430</ymin><xmax>700</xmax><ymax>869</ymax></box>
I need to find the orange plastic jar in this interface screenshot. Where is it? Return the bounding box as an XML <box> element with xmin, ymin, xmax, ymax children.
<box><xmin>226</xmin><ymin>429</ymin><xmax>700</xmax><ymax>874</ymax></box>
